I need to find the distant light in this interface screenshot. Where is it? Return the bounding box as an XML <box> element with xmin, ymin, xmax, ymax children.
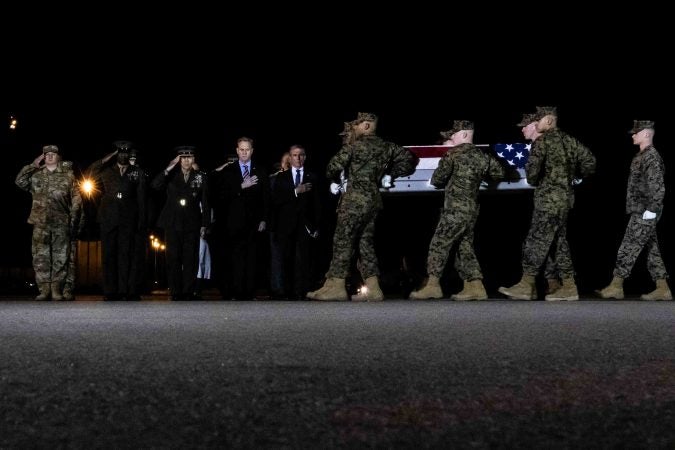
<box><xmin>81</xmin><ymin>178</ymin><xmax>95</xmax><ymax>196</ymax></box>
<box><xmin>9</xmin><ymin>116</ymin><xmax>17</xmax><ymax>130</ymax></box>
<box><xmin>152</xmin><ymin>240</ymin><xmax>160</xmax><ymax>249</ymax></box>
<box><xmin>160</xmin><ymin>245</ymin><xmax>165</xmax><ymax>251</ymax></box>
<box><xmin>149</xmin><ymin>234</ymin><xmax>155</xmax><ymax>240</ymax></box>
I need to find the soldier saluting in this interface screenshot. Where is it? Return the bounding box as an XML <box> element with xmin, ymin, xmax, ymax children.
<box><xmin>16</xmin><ymin>145</ymin><xmax>82</xmax><ymax>301</ymax></box>
<box><xmin>152</xmin><ymin>146</ymin><xmax>210</xmax><ymax>300</ymax></box>
<box><xmin>87</xmin><ymin>141</ymin><xmax>147</xmax><ymax>301</ymax></box>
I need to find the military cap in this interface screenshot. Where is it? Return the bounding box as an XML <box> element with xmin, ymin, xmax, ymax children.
<box><xmin>532</xmin><ymin>106</ymin><xmax>558</xmax><ymax>121</ymax></box>
<box><xmin>113</xmin><ymin>140</ymin><xmax>135</xmax><ymax>152</ymax></box>
<box><xmin>42</xmin><ymin>144</ymin><xmax>59</xmax><ymax>154</ymax></box>
<box><xmin>517</xmin><ymin>113</ymin><xmax>537</xmax><ymax>127</ymax></box>
<box><xmin>440</xmin><ymin>120</ymin><xmax>474</xmax><ymax>139</ymax></box>
<box><xmin>338</xmin><ymin>121</ymin><xmax>353</xmax><ymax>136</ymax></box>
<box><xmin>629</xmin><ymin>120</ymin><xmax>655</xmax><ymax>134</ymax></box>
<box><xmin>175</xmin><ymin>145</ymin><xmax>196</xmax><ymax>157</ymax></box>
<box><xmin>353</xmin><ymin>112</ymin><xmax>378</xmax><ymax>124</ymax></box>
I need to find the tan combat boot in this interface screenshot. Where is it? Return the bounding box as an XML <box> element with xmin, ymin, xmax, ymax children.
<box><xmin>352</xmin><ymin>276</ymin><xmax>384</xmax><ymax>302</ymax></box>
<box><xmin>409</xmin><ymin>276</ymin><xmax>443</xmax><ymax>300</ymax></box>
<box><xmin>641</xmin><ymin>279</ymin><xmax>673</xmax><ymax>301</ymax></box>
<box><xmin>546</xmin><ymin>278</ymin><xmax>562</xmax><ymax>296</ymax></box>
<box><xmin>51</xmin><ymin>282</ymin><xmax>64</xmax><ymax>301</ymax></box>
<box><xmin>545</xmin><ymin>278</ymin><xmax>579</xmax><ymax>301</ymax></box>
<box><xmin>452</xmin><ymin>279</ymin><xmax>488</xmax><ymax>301</ymax></box>
<box><xmin>62</xmin><ymin>285</ymin><xmax>75</xmax><ymax>301</ymax></box>
<box><xmin>311</xmin><ymin>278</ymin><xmax>349</xmax><ymax>301</ymax></box>
<box><xmin>35</xmin><ymin>283</ymin><xmax>51</xmax><ymax>301</ymax></box>
<box><xmin>498</xmin><ymin>275</ymin><xmax>536</xmax><ymax>300</ymax></box>
<box><xmin>596</xmin><ymin>276</ymin><xmax>624</xmax><ymax>299</ymax></box>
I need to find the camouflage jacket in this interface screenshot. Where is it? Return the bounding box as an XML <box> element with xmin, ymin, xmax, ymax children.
<box><xmin>431</xmin><ymin>143</ymin><xmax>511</xmax><ymax>214</ymax></box>
<box><xmin>15</xmin><ymin>161</ymin><xmax>83</xmax><ymax>228</ymax></box>
<box><xmin>526</xmin><ymin>129</ymin><xmax>596</xmax><ymax>211</ymax></box>
<box><xmin>626</xmin><ymin>145</ymin><xmax>665</xmax><ymax>216</ymax></box>
<box><xmin>326</xmin><ymin>134</ymin><xmax>417</xmax><ymax>210</ymax></box>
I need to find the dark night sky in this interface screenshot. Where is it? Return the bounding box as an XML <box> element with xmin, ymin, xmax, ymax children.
<box><xmin>3</xmin><ymin>16</ymin><xmax>674</xmax><ymax>290</ymax></box>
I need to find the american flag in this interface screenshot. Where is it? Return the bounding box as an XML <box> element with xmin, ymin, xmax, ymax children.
<box><xmin>493</xmin><ymin>143</ymin><xmax>530</xmax><ymax>169</ymax></box>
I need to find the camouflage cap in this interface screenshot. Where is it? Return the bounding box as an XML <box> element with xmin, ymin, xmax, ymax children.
<box><xmin>629</xmin><ymin>120</ymin><xmax>655</xmax><ymax>134</ymax></box>
<box><xmin>439</xmin><ymin>120</ymin><xmax>474</xmax><ymax>139</ymax></box>
<box><xmin>517</xmin><ymin>113</ymin><xmax>536</xmax><ymax>127</ymax></box>
<box><xmin>175</xmin><ymin>145</ymin><xmax>196</xmax><ymax>157</ymax></box>
<box><xmin>338</xmin><ymin>121</ymin><xmax>353</xmax><ymax>136</ymax></box>
<box><xmin>42</xmin><ymin>144</ymin><xmax>59</xmax><ymax>154</ymax></box>
<box><xmin>353</xmin><ymin>112</ymin><xmax>378</xmax><ymax>124</ymax></box>
<box><xmin>532</xmin><ymin>106</ymin><xmax>558</xmax><ymax>121</ymax></box>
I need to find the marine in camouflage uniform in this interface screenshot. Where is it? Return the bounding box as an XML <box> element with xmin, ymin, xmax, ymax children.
<box><xmin>499</xmin><ymin>107</ymin><xmax>596</xmax><ymax>301</ymax></box>
<box><xmin>308</xmin><ymin>112</ymin><xmax>418</xmax><ymax>301</ymax></box>
<box><xmin>519</xmin><ymin>113</ymin><xmax>566</xmax><ymax>296</ymax></box>
<box><xmin>410</xmin><ymin>120</ymin><xmax>517</xmax><ymax>301</ymax></box>
<box><xmin>15</xmin><ymin>145</ymin><xmax>83</xmax><ymax>300</ymax></box>
<box><xmin>598</xmin><ymin>120</ymin><xmax>671</xmax><ymax>300</ymax></box>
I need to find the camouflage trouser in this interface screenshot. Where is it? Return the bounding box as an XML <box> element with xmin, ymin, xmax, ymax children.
<box><xmin>32</xmin><ymin>224</ymin><xmax>71</xmax><ymax>285</ymax></box>
<box><xmin>64</xmin><ymin>240</ymin><xmax>78</xmax><ymax>291</ymax></box>
<box><xmin>327</xmin><ymin>202</ymin><xmax>379</xmax><ymax>279</ymax></box>
<box><xmin>614</xmin><ymin>213</ymin><xmax>668</xmax><ymax>280</ymax></box>
<box><xmin>427</xmin><ymin>210</ymin><xmax>482</xmax><ymax>280</ymax></box>
<box><xmin>522</xmin><ymin>208</ymin><xmax>574</xmax><ymax>278</ymax></box>
<box><xmin>542</xmin><ymin>235</ymin><xmax>570</xmax><ymax>280</ymax></box>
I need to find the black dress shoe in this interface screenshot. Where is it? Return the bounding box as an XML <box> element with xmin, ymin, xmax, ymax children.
<box><xmin>126</xmin><ymin>294</ymin><xmax>142</xmax><ymax>301</ymax></box>
<box><xmin>103</xmin><ymin>294</ymin><xmax>119</xmax><ymax>301</ymax></box>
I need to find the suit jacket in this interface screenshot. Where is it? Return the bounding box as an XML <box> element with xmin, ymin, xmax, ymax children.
<box><xmin>87</xmin><ymin>160</ymin><xmax>147</xmax><ymax>231</ymax></box>
<box><xmin>151</xmin><ymin>169</ymin><xmax>210</xmax><ymax>232</ymax></box>
<box><xmin>272</xmin><ymin>167</ymin><xmax>321</xmax><ymax>235</ymax></box>
<box><xmin>213</xmin><ymin>161</ymin><xmax>269</xmax><ymax>234</ymax></box>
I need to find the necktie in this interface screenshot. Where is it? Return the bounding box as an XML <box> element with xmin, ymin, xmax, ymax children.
<box><xmin>184</xmin><ymin>172</ymin><xmax>189</xmax><ymax>183</ymax></box>
<box><xmin>243</xmin><ymin>165</ymin><xmax>249</xmax><ymax>178</ymax></box>
<box><xmin>295</xmin><ymin>169</ymin><xmax>301</xmax><ymax>187</ymax></box>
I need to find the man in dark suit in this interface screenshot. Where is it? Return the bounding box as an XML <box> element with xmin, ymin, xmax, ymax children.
<box><xmin>151</xmin><ymin>146</ymin><xmax>210</xmax><ymax>300</ymax></box>
<box><xmin>87</xmin><ymin>141</ymin><xmax>147</xmax><ymax>300</ymax></box>
<box><xmin>271</xmin><ymin>145</ymin><xmax>321</xmax><ymax>299</ymax></box>
<box><xmin>213</xmin><ymin>137</ymin><xmax>269</xmax><ymax>300</ymax></box>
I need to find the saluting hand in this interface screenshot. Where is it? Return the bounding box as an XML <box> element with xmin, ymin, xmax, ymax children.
<box><xmin>102</xmin><ymin>150</ymin><xmax>119</xmax><ymax>164</ymax></box>
<box><xmin>33</xmin><ymin>154</ymin><xmax>45</xmax><ymax>168</ymax></box>
<box><xmin>165</xmin><ymin>156</ymin><xmax>181</xmax><ymax>173</ymax></box>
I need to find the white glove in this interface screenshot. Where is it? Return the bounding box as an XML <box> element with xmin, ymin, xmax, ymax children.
<box><xmin>330</xmin><ymin>183</ymin><xmax>341</xmax><ymax>195</ymax></box>
<box><xmin>572</xmin><ymin>178</ymin><xmax>583</xmax><ymax>186</ymax></box>
<box><xmin>381</xmin><ymin>174</ymin><xmax>392</xmax><ymax>188</ymax></box>
<box><xmin>642</xmin><ymin>210</ymin><xmax>657</xmax><ymax>220</ymax></box>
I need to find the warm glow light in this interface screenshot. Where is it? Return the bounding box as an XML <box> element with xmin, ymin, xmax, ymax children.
<box><xmin>359</xmin><ymin>286</ymin><xmax>368</xmax><ymax>295</ymax></box>
<box><xmin>152</xmin><ymin>240</ymin><xmax>160</xmax><ymax>249</ymax></box>
<box><xmin>81</xmin><ymin>178</ymin><xmax>95</xmax><ymax>196</ymax></box>
<box><xmin>149</xmin><ymin>234</ymin><xmax>155</xmax><ymax>240</ymax></box>
<box><xmin>9</xmin><ymin>118</ymin><xmax>17</xmax><ymax>130</ymax></box>
<box><xmin>160</xmin><ymin>245</ymin><xmax>165</xmax><ymax>250</ymax></box>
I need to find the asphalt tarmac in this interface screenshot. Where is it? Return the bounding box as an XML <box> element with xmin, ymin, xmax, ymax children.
<box><xmin>2</xmin><ymin>298</ymin><xmax>675</xmax><ymax>448</ymax></box>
